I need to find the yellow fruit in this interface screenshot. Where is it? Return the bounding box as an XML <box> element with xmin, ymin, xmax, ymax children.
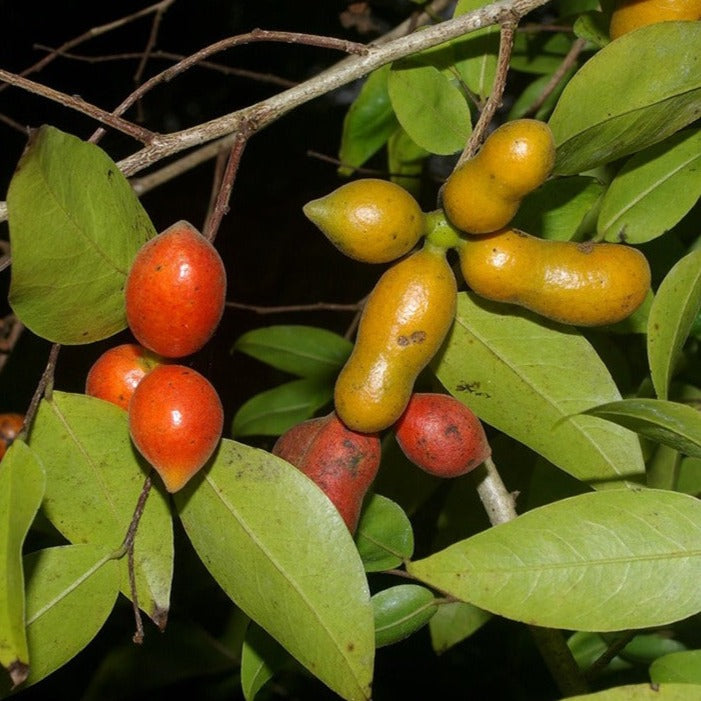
<box><xmin>458</xmin><ymin>228</ymin><xmax>651</xmax><ymax>326</ymax></box>
<box><xmin>334</xmin><ymin>244</ymin><xmax>457</xmax><ymax>432</ymax></box>
<box><xmin>303</xmin><ymin>178</ymin><xmax>425</xmax><ymax>263</ymax></box>
<box><xmin>610</xmin><ymin>0</ymin><xmax>701</xmax><ymax>40</ymax></box>
<box><xmin>441</xmin><ymin>119</ymin><xmax>556</xmax><ymax>235</ymax></box>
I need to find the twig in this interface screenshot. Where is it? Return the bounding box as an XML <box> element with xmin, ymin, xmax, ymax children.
<box><xmin>584</xmin><ymin>631</ymin><xmax>637</xmax><ymax>681</ymax></box>
<box><xmin>0</xmin><ymin>69</ymin><xmax>157</xmax><ymax>144</ymax></box>
<box><xmin>225</xmin><ymin>300</ymin><xmax>363</xmax><ymax>314</ymax></box>
<box><xmin>0</xmin><ymin>315</ymin><xmax>25</xmax><ymax>375</ymax></box>
<box><xmin>134</xmin><ymin>0</ymin><xmax>175</xmax><ymax>88</ymax></box>
<box><xmin>22</xmin><ymin>343</ymin><xmax>61</xmax><ymax>438</ymax></box>
<box><xmin>202</xmin><ymin>130</ymin><xmax>249</xmax><ymax>242</ymax></box>
<box><xmin>458</xmin><ymin>18</ymin><xmax>518</xmax><ymax>166</ymax></box>
<box><xmin>0</xmin><ymin>0</ymin><xmax>177</xmax><ymax>95</ymax></box>
<box><xmin>525</xmin><ymin>37</ymin><xmax>586</xmax><ymax>117</ymax></box>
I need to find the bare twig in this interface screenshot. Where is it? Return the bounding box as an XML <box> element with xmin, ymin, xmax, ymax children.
<box><xmin>134</xmin><ymin>0</ymin><xmax>175</xmax><ymax>88</ymax></box>
<box><xmin>525</xmin><ymin>37</ymin><xmax>586</xmax><ymax>117</ymax></box>
<box><xmin>22</xmin><ymin>343</ymin><xmax>61</xmax><ymax>438</ymax></box>
<box><xmin>584</xmin><ymin>631</ymin><xmax>637</xmax><ymax>681</ymax></box>
<box><xmin>225</xmin><ymin>300</ymin><xmax>363</xmax><ymax>314</ymax></box>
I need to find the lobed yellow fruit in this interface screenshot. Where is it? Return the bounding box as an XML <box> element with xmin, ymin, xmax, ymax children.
<box><xmin>458</xmin><ymin>228</ymin><xmax>651</xmax><ymax>327</ymax></box>
<box><xmin>610</xmin><ymin>0</ymin><xmax>701</xmax><ymax>40</ymax></box>
<box><xmin>334</xmin><ymin>244</ymin><xmax>457</xmax><ymax>432</ymax></box>
<box><xmin>441</xmin><ymin>119</ymin><xmax>556</xmax><ymax>235</ymax></box>
<box><xmin>303</xmin><ymin>178</ymin><xmax>425</xmax><ymax>263</ymax></box>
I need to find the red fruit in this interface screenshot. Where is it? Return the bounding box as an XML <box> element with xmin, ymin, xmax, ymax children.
<box><xmin>125</xmin><ymin>220</ymin><xmax>227</xmax><ymax>358</ymax></box>
<box><xmin>128</xmin><ymin>364</ymin><xmax>224</xmax><ymax>493</ymax></box>
<box><xmin>0</xmin><ymin>413</ymin><xmax>24</xmax><ymax>461</ymax></box>
<box><xmin>85</xmin><ymin>343</ymin><xmax>164</xmax><ymax>410</ymax></box>
<box><xmin>272</xmin><ymin>412</ymin><xmax>381</xmax><ymax>533</ymax></box>
<box><xmin>394</xmin><ymin>393</ymin><xmax>491</xmax><ymax>478</ymax></box>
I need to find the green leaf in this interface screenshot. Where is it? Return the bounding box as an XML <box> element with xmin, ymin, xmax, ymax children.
<box><xmin>598</xmin><ymin>129</ymin><xmax>701</xmax><ymax>243</ymax></box>
<box><xmin>388</xmin><ymin>60</ymin><xmax>471</xmax><ymax>155</ymax></box>
<box><xmin>507</xmin><ymin>69</ymin><xmax>576</xmax><ymax>122</ymax></box>
<box><xmin>7</xmin><ymin>126</ymin><xmax>155</xmax><ymax>344</ymax></box>
<box><xmin>582</xmin><ymin>398</ymin><xmax>701</xmax><ymax>459</ymax></box>
<box><xmin>428</xmin><ymin>601</ymin><xmax>491</xmax><ymax>655</ymax></box>
<box><xmin>29</xmin><ymin>392</ymin><xmax>173</xmax><ymax>627</ymax></box>
<box><xmin>233</xmin><ymin>325</ymin><xmax>352</xmax><ymax>378</ymax></box>
<box><xmin>408</xmin><ymin>489</ymin><xmax>701</xmax><ymax>632</ymax></box>
<box><xmin>452</xmin><ymin>0</ymin><xmax>499</xmax><ymax>102</ymax></box>
<box><xmin>648</xmin><ymin>250</ymin><xmax>701</xmax><ymax>399</ymax></box>
<box><xmin>564</xmin><ymin>683</ymin><xmax>701</xmax><ymax>700</ymax></box>
<box><xmin>0</xmin><ymin>544</ymin><xmax>121</xmax><ymax>694</ymax></box>
<box><xmin>650</xmin><ymin>651</ymin><xmax>701</xmax><ymax>685</ymax></box>
<box><xmin>372</xmin><ymin>585</ymin><xmax>436</xmax><ymax>648</ymax></box>
<box><xmin>432</xmin><ymin>292</ymin><xmax>646</xmax><ymax>489</ymax></box>
<box><xmin>338</xmin><ymin>65</ymin><xmax>399</xmax><ymax>176</ymax></box>
<box><xmin>549</xmin><ymin>22</ymin><xmax>701</xmax><ymax>175</ymax></box>
<box><xmin>241</xmin><ymin>623</ymin><xmax>291</xmax><ymax>701</ymax></box>
<box><xmin>231</xmin><ymin>378</ymin><xmax>334</xmax><ymax>437</ymax></box>
<box><xmin>0</xmin><ymin>442</ymin><xmax>45</xmax><ymax>687</ymax></box>
<box><xmin>510</xmin><ymin>32</ymin><xmax>573</xmax><ymax>75</ymax></box>
<box><xmin>355</xmin><ymin>494</ymin><xmax>414</xmax><ymax>572</ymax></box>
<box><xmin>387</xmin><ymin>127</ymin><xmax>428</xmax><ymax>198</ymax></box>
<box><xmin>511</xmin><ymin>176</ymin><xmax>605</xmax><ymax>240</ymax></box>
<box><xmin>572</xmin><ymin>11</ymin><xmax>610</xmax><ymax>48</ymax></box>
<box><xmin>176</xmin><ymin>439</ymin><xmax>374</xmax><ymax>701</ymax></box>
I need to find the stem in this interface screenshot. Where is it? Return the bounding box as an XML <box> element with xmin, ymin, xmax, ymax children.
<box><xmin>22</xmin><ymin>343</ymin><xmax>61</xmax><ymax>438</ymax></box>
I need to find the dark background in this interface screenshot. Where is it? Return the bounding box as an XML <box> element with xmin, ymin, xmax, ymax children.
<box><xmin>0</xmin><ymin>2</ymin><xmax>577</xmax><ymax>699</ymax></box>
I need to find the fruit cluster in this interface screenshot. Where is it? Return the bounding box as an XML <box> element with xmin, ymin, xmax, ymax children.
<box><xmin>85</xmin><ymin>221</ymin><xmax>226</xmax><ymax>493</ymax></box>
<box><xmin>304</xmin><ymin>119</ymin><xmax>651</xmax><ymax>435</ymax></box>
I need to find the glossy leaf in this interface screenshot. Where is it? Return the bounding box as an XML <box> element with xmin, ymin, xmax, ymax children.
<box><xmin>241</xmin><ymin>623</ymin><xmax>291</xmax><ymax>701</ymax></box>
<box><xmin>452</xmin><ymin>0</ymin><xmax>498</xmax><ymax>101</ymax></box>
<box><xmin>582</xmin><ymin>398</ymin><xmax>701</xmax><ymax>459</ymax></box>
<box><xmin>388</xmin><ymin>60</ymin><xmax>471</xmax><ymax>155</ymax></box>
<box><xmin>650</xmin><ymin>650</ymin><xmax>701</xmax><ymax>685</ymax></box>
<box><xmin>0</xmin><ymin>442</ymin><xmax>44</xmax><ymax>687</ymax></box>
<box><xmin>176</xmin><ymin>439</ymin><xmax>374</xmax><ymax>701</ymax></box>
<box><xmin>429</xmin><ymin>601</ymin><xmax>491</xmax><ymax>655</ymax></box>
<box><xmin>511</xmin><ymin>176</ymin><xmax>605</xmax><ymax>240</ymax></box>
<box><xmin>564</xmin><ymin>683</ymin><xmax>701</xmax><ymax>700</ymax></box>
<box><xmin>549</xmin><ymin>22</ymin><xmax>701</xmax><ymax>175</ymax></box>
<box><xmin>647</xmin><ymin>250</ymin><xmax>701</xmax><ymax>399</ymax></box>
<box><xmin>598</xmin><ymin>129</ymin><xmax>701</xmax><ymax>243</ymax></box>
<box><xmin>28</xmin><ymin>392</ymin><xmax>173</xmax><ymax>627</ymax></box>
<box><xmin>372</xmin><ymin>585</ymin><xmax>436</xmax><ymax>648</ymax></box>
<box><xmin>338</xmin><ymin>65</ymin><xmax>398</xmax><ymax>176</ymax></box>
<box><xmin>233</xmin><ymin>325</ymin><xmax>352</xmax><ymax>378</ymax></box>
<box><xmin>231</xmin><ymin>378</ymin><xmax>334</xmax><ymax>437</ymax></box>
<box><xmin>387</xmin><ymin>127</ymin><xmax>428</xmax><ymax>197</ymax></box>
<box><xmin>355</xmin><ymin>494</ymin><xmax>414</xmax><ymax>572</ymax></box>
<box><xmin>7</xmin><ymin>125</ymin><xmax>155</xmax><ymax>344</ymax></box>
<box><xmin>1</xmin><ymin>544</ymin><xmax>121</xmax><ymax>694</ymax></box>
<box><xmin>408</xmin><ymin>489</ymin><xmax>701</xmax><ymax>632</ymax></box>
<box><xmin>432</xmin><ymin>292</ymin><xmax>646</xmax><ymax>489</ymax></box>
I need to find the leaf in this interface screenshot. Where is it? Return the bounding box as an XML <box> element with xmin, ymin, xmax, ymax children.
<box><xmin>241</xmin><ymin>623</ymin><xmax>291</xmax><ymax>701</ymax></box>
<box><xmin>582</xmin><ymin>398</ymin><xmax>701</xmax><ymax>459</ymax></box>
<box><xmin>388</xmin><ymin>60</ymin><xmax>471</xmax><ymax>155</ymax></box>
<box><xmin>28</xmin><ymin>392</ymin><xmax>173</xmax><ymax>627</ymax></box>
<box><xmin>650</xmin><ymin>651</ymin><xmax>701</xmax><ymax>685</ymax></box>
<box><xmin>647</xmin><ymin>250</ymin><xmax>701</xmax><ymax>399</ymax></box>
<box><xmin>231</xmin><ymin>378</ymin><xmax>334</xmax><ymax>437</ymax></box>
<box><xmin>429</xmin><ymin>601</ymin><xmax>491</xmax><ymax>655</ymax></box>
<box><xmin>176</xmin><ymin>439</ymin><xmax>374</xmax><ymax>701</ymax></box>
<box><xmin>372</xmin><ymin>585</ymin><xmax>436</xmax><ymax>648</ymax></box>
<box><xmin>510</xmin><ymin>32</ymin><xmax>573</xmax><ymax>75</ymax></box>
<box><xmin>507</xmin><ymin>69</ymin><xmax>576</xmax><ymax>122</ymax></box>
<box><xmin>233</xmin><ymin>325</ymin><xmax>352</xmax><ymax>378</ymax></box>
<box><xmin>511</xmin><ymin>176</ymin><xmax>605</xmax><ymax>240</ymax></box>
<box><xmin>0</xmin><ymin>442</ymin><xmax>45</xmax><ymax>687</ymax></box>
<box><xmin>355</xmin><ymin>494</ymin><xmax>414</xmax><ymax>572</ymax></box>
<box><xmin>387</xmin><ymin>127</ymin><xmax>428</xmax><ymax>198</ymax></box>
<box><xmin>0</xmin><ymin>544</ymin><xmax>121</xmax><ymax>695</ymax></box>
<box><xmin>407</xmin><ymin>489</ymin><xmax>701</xmax><ymax>632</ymax></box>
<box><xmin>563</xmin><ymin>683</ymin><xmax>701</xmax><ymax>700</ymax></box>
<box><xmin>452</xmin><ymin>0</ymin><xmax>499</xmax><ymax>101</ymax></box>
<box><xmin>598</xmin><ymin>129</ymin><xmax>701</xmax><ymax>243</ymax></box>
<box><xmin>549</xmin><ymin>22</ymin><xmax>701</xmax><ymax>175</ymax></box>
<box><xmin>432</xmin><ymin>292</ymin><xmax>646</xmax><ymax>489</ymax></box>
<box><xmin>7</xmin><ymin>125</ymin><xmax>155</xmax><ymax>344</ymax></box>
<box><xmin>338</xmin><ymin>65</ymin><xmax>399</xmax><ymax>176</ymax></box>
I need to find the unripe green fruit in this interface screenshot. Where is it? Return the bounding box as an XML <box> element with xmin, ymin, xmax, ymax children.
<box><xmin>303</xmin><ymin>178</ymin><xmax>425</xmax><ymax>263</ymax></box>
<box><xmin>272</xmin><ymin>412</ymin><xmax>381</xmax><ymax>533</ymax></box>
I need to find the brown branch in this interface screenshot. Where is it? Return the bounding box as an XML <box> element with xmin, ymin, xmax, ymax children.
<box><xmin>225</xmin><ymin>300</ymin><xmax>363</xmax><ymax>314</ymax></box>
<box><xmin>202</xmin><ymin>131</ymin><xmax>249</xmax><ymax>242</ymax></box>
<box><xmin>22</xmin><ymin>343</ymin><xmax>61</xmax><ymax>438</ymax></box>
<box><xmin>0</xmin><ymin>0</ymin><xmax>177</xmax><ymax>95</ymax></box>
<box><xmin>134</xmin><ymin>0</ymin><xmax>175</xmax><ymax>88</ymax></box>
<box><xmin>524</xmin><ymin>37</ymin><xmax>586</xmax><ymax>117</ymax></box>
<box><xmin>0</xmin><ymin>69</ymin><xmax>157</xmax><ymax>144</ymax></box>
<box><xmin>583</xmin><ymin>631</ymin><xmax>637</xmax><ymax>681</ymax></box>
